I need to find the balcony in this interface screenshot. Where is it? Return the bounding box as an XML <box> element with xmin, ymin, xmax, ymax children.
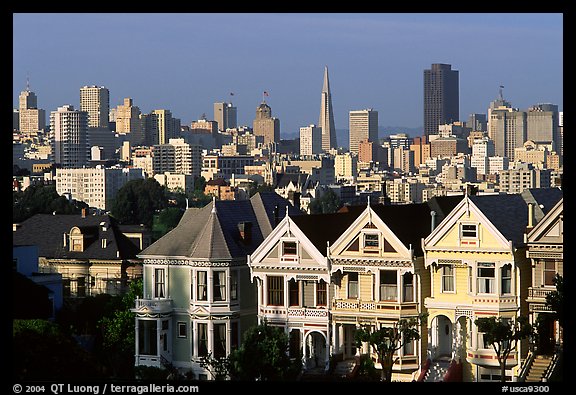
<box><xmin>332</xmin><ymin>299</ymin><xmax>418</xmax><ymax>316</ymax></box>
<box><xmin>466</xmin><ymin>348</ymin><xmax>517</xmax><ymax>368</ymax></box>
<box><xmin>132</xmin><ymin>298</ymin><xmax>173</xmax><ymax>314</ymax></box>
<box><xmin>258</xmin><ymin>306</ymin><xmax>329</xmax><ymax>321</ymax></box>
<box><xmin>527</xmin><ymin>287</ymin><xmax>553</xmax><ymax>302</ymax></box>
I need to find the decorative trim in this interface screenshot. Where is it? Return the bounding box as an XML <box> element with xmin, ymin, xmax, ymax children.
<box><xmin>143</xmin><ymin>258</ymin><xmax>243</xmax><ymax>267</ymax></box>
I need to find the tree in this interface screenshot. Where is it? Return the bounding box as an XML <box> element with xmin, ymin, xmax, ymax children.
<box><xmin>475</xmin><ymin>316</ymin><xmax>533</xmax><ymax>382</ymax></box>
<box><xmin>198</xmin><ymin>352</ymin><xmax>231</xmax><ymax>380</ymax></box>
<box><xmin>355</xmin><ymin>313</ymin><xmax>427</xmax><ymax>382</ymax></box>
<box><xmin>228</xmin><ymin>322</ymin><xmax>301</xmax><ymax>381</ymax></box>
<box><xmin>545</xmin><ymin>274</ymin><xmax>563</xmax><ymax>329</ymax></box>
<box><xmin>13</xmin><ymin>319</ymin><xmax>102</xmax><ymax>380</ymax></box>
<box><xmin>110</xmin><ymin>179</ymin><xmax>167</xmax><ymax>227</ymax></box>
<box><xmin>98</xmin><ymin>279</ymin><xmax>143</xmax><ymax>378</ymax></box>
<box><xmin>309</xmin><ymin>188</ymin><xmax>342</xmax><ymax>214</ymax></box>
<box><xmin>153</xmin><ymin>207</ymin><xmax>185</xmax><ymax>239</ymax></box>
<box><xmin>13</xmin><ymin>184</ymin><xmax>88</xmax><ymax>223</ymax></box>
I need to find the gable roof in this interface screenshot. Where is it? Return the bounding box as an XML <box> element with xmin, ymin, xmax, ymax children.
<box><xmin>275</xmin><ymin>172</ymin><xmax>309</xmax><ymax>189</ymax></box>
<box><xmin>250</xmin><ymin>192</ymin><xmax>302</xmax><ymax>238</ymax></box>
<box><xmin>139</xmin><ymin>192</ymin><xmax>297</xmax><ymax>261</ymax></box>
<box><xmin>12</xmin><ymin>214</ymin><xmax>140</xmax><ymax>260</ymax></box>
<box><xmin>521</xmin><ymin>188</ymin><xmax>563</xmax><ymax>222</ymax></box>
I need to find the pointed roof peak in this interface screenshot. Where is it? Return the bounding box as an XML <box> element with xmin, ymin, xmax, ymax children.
<box><xmin>322</xmin><ymin>66</ymin><xmax>331</xmax><ymax>93</ymax></box>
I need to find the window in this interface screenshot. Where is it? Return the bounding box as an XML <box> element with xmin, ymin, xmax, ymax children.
<box><xmin>461</xmin><ymin>224</ymin><xmax>477</xmax><ymax>238</ymax></box>
<box><xmin>289</xmin><ymin>330</ymin><xmax>301</xmax><ymax>358</ymax></box>
<box><xmin>282</xmin><ymin>241</ymin><xmax>297</xmax><ymax>256</ymax></box>
<box><xmin>543</xmin><ymin>261</ymin><xmax>556</xmax><ymax>286</ymax></box>
<box><xmin>441</xmin><ymin>265</ymin><xmax>455</xmax><ymax>292</ymax></box>
<box><xmin>403</xmin><ymin>338</ymin><xmax>414</xmax><ymax>356</ymax></box>
<box><xmin>468</xmin><ymin>266</ymin><xmax>473</xmax><ymax>293</ymax></box>
<box><xmin>197</xmin><ymin>271</ymin><xmax>207</xmax><ymax>301</ymax></box>
<box><xmin>289</xmin><ymin>279</ymin><xmax>299</xmax><ymax>306</ymax></box>
<box><xmin>501</xmin><ymin>265</ymin><xmax>512</xmax><ymax>295</ymax></box>
<box><xmin>477</xmin><ymin>263</ymin><xmax>495</xmax><ymax>294</ymax></box>
<box><xmin>178</xmin><ymin>322</ymin><xmax>187</xmax><ymax>338</ymax></box>
<box><xmin>380</xmin><ymin>271</ymin><xmax>397</xmax><ymax>301</ymax></box>
<box><xmin>138</xmin><ymin>320</ymin><xmax>158</xmax><ymax>356</ymax></box>
<box><xmin>154</xmin><ymin>268</ymin><xmax>165</xmax><ymax>298</ymax></box>
<box><xmin>213</xmin><ymin>323</ymin><xmax>227</xmax><ymax>358</ymax></box>
<box><xmin>317</xmin><ymin>280</ymin><xmax>327</xmax><ymax>306</ymax></box>
<box><xmin>402</xmin><ymin>272</ymin><xmax>414</xmax><ymax>302</ymax></box>
<box><xmin>267</xmin><ymin>276</ymin><xmax>284</xmax><ymax>306</ymax></box>
<box><xmin>63</xmin><ymin>279</ymin><xmax>71</xmax><ymax>297</ymax></box>
<box><xmin>77</xmin><ymin>276</ymin><xmax>86</xmax><ymax>297</ymax></box>
<box><xmin>230</xmin><ymin>270</ymin><xmax>238</xmax><ymax>301</ymax></box>
<box><xmin>347</xmin><ymin>272</ymin><xmax>358</xmax><ymax>298</ymax></box>
<box><xmin>198</xmin><ymin>323</ymin><xmax>208</xmax><ymax>357</ymax></box>
<box><xmin>364</xmin><ymin>233</ymin><xmax>379</xmax><ymax>249</ymax></box>
<box><xmin>213</xmin><ymin>270</ymin><xmax>226</xmax><ymax>301</ymax></box>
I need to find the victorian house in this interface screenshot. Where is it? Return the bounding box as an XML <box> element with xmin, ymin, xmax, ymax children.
<box><xmin>12</xmin><ymin>210</ymin><xmax>148</xmax><ymax>298</ymax></box>
<box><xmin>247</xmin><ymin>209</ymin><xmax>357</xmax><ymax>372</ymax></box>
<box><xmin>132</xmin><ymin>193</ymin><xmax>298</xmax><ymax>379</ymax></box>
<box><xmin>421</xmin><ymin>189</ymin><xmax>562</xmax><ymax>382</ymax></box>
<box><xmin>328</xmin><ymin>197</ymin><xmax>459</xmax><ymax>381</ymax></box>
<box><xmin>525</xmin><ymin>197</ymin><xmax>563</xmax><ymax>355</ymax></box>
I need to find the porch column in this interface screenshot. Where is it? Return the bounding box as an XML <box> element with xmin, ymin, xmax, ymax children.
<box><xmin>332</xmin><ymin>322</ymin><xmax>337</xmax><ymax>354</ymax></box>
<box><xmin>156</xmin><ymin>319</ymin><xmax>162</xmax><ymax>357</ymax></box>
<box><xmin>134</xmin><ymin>318</ymin><xmax>139</xmax><ymax>362</ymax></box>
<box><xmin>339</xmin><ymin>324</ymin><xmax>345</xmax><ymax>353</ymax></box>
<box><xmin>325</xmin><ymin>332</ymin><xmax>330</xmax><ymax>371</ymax></box>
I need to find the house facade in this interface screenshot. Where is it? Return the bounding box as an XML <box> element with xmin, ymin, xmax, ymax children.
<box><xmin>132</xmin><ymin>193</ymin><xmax>299</xmax><ymax>379</ymax></box>
<box><xmin>525</xmin><ymin>197</ymin><xmax>563</xmax><ymax>354</ymax></box>
<box><xmin>422</xmin><ymin>190</ymin><xmax>562</xmax><ymax>382</ymax></box>
<box><xmin>12</xmin><ymin>210</ymin><xmax>147</xmax><ymax>298</ymax></box>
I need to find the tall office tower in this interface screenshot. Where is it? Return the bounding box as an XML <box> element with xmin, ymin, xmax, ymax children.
<box><xmin>423</xmin><ymin>63</ymin><xmax>459</xmax><ymax>137</ymax></box>
<box><xmin>143</xmin><ymin>109</ymin><xmax>181</xmax><ymax>146</ymax></box>
<box><xmin>214</xmin><ymin>102</ymin><xmax>237</xmax><ymax>132</ymax></box>
<box><xmin>467</xmin><ymin>113</ymin><xmax>487</xmax><ymax>132</ymax></box>
<box><xmin>253</xmin><ymin>102</ymin><xmax>280</xmax><ymax>145</ymax></box>
<box><xmin>50</xmin><ymin>105</ymin><xmax>89</xmax><ymax>168</ymax></box>
<box><xmin>319</xmin><ymin>66</ymin><xmax>337</xmax><ymax>151</ymax></box>
<box><xmin>299</xmin><ymin>124</ymin><xmax>322</xmax><ymax>156</ymax></box>
<box><xmin>471</xmin><ymin>137</ymin><xmax>495</xmax><ymax>176</ymax></box>
<box><xmin>18</xmin><ymin>84</ymin><xmax>46</xmax><ymax>133</ymax></box>
<box><xmin>488</xmin><ymin>93</ymin><xmax>526</xmax><ymax>160</ymax></box>
<box><xmin>115</xmin><ymin>98</ymin><xmax>144</xmax><ymax>145</ymax></box>
<box><xmin>349</xmin><ymin>109</ymin><xmax>378</xmax><ymax>155</ymax></box>
<box><xmin>527</xmin><ymin>103</ymin><xmax>558</xmax><ymax>146</ymax></box>
<box><xmin>80</xmin><ymin>85</ymin><xmax>110</xmax><ymax>128</ymax></box>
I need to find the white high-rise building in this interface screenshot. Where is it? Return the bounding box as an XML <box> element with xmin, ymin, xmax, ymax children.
<box><xmin>299</xmin><ymin>124</ymin><xmax>322</xmax><ymax>157</ymax></box>
<box><xmin>80</xmin><ymin>85</ymin><xmax>110</xmax><ymax>128</ymax></box>
<box><xmin>50</xmin><ymin>105</ymin><xmax>89</xmax><ymax>168</ymax></box>
<box><xmin>471</xmin><ymin>137</ymin><xmax>495</xmax><ymax>175</ymax></box>
<box><xmin>56</xmin><ymin>166</ymin><xmax>145</xmax><ymax>210</ymax></box>
<box><xmin>349</xmin><ymin>109</ymin><xmax>378</xmax><ymax>155</ymax></box>
<box><xmin>153</xmin><ymin>138</ymin><xmax>201</xmax><ymax>177</ymax></box>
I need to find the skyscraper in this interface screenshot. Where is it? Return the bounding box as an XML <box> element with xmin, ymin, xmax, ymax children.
<box><xmin>253</xmin><ymin>102</ymin><xmax>280</xmax><ymax>145</ymax></box>
<box><xmin>80</xmin><ymin>85</ymin><xmax>110</xmax><ymax>128</ymax></box>
<box><xmin>214</xmin><ymin>102</ymin><xmax>237</xmax><ymax>132</ymax></box>
<box><xmin>50</xmin><ymin>105</ymin><xmax>89</xmax><ymax>168</ymax></box>
<box><xmin>349</xmin><ymin>109</ymin><xmax>378</xmax><ymax>155</ymax></box>
<box><xmin>115</xmin><ymin>98</ymin><xmax>144</xmax><ymax>146</ymax></box>
<box><xmin>18</xmin><ymin>82</ymin><xmax>46</xmax><ymax>133</ymax></box>
<box><xmin>423</xmin><ymin>63</ymin><xmax>459</xmax><ymax>137</ymax></box>
<box><xmin>299</xmin><ymin>124</ymin><xmax>322</xmax><ymax>156</ymax></box>
<box><xmin>319</xmin><ymin>66</ymin><xmax>337</xmax><ymax>151</ymax></box>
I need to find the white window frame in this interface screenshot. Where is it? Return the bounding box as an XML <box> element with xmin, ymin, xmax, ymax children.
<box><xmin>362</xmin><ymin>232</ymin><xmax>380</xmax><ymax>250</ymax></box>
<box><xmin>347</xmin><ymin>272</ymin><xmax>359</xmax><ymax>299</ymax></box>
<box><xmin>177</xmin><ymin>322</ymin><xmax>187</xmax><ymax>338</ymax></box>
<box><xmin>154</xmin><ymin>268</ymin><xmax>166</xmax><ymax>298</ymax></box>
<box><xmin>213</xmin><ymin>269</ymin><xmax>227</xmax><ymax>302</ymax></box>
<box><xmin>440</xmin><ymin>265</ymin><xmax>455</xmax><ymax>293</ymax></box>
<box><xmin>477</xmin><ymin>262</ymin><xmax>495</xmax><ymax>295</ymax></box>
<box><xmin>501</xmin><ymin>264</ymin><xmax>512</xmax><ymax>295</ymax></box>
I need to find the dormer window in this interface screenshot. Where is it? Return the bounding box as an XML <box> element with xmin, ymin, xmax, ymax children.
<box><xmin>364</xmin><ymin>233</ymin><xmax>379</xmax><ymax>249</ymax></box>
<box><xmin>69</xmin><ymin>227</ymin><xmax>84</xmax><ymax>252</ymax></box>
<box><xmin>282</xmin><ymin>241</ymin><xmax>297</xmax><ymax>256</ymax></box>
<box><xmin>461</xmin><ymin>224</ymin><xmax>477</xmax><ymax>238</ymax></box>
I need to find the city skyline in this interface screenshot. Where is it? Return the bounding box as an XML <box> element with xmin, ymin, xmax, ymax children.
<box><xmin>13</xmin><ymin>13</ymin><xmax>562</xmax><ymax>138</ymax></box>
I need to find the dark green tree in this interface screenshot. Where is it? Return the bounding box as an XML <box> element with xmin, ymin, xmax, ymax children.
<box><xmin>13</xmin><ymin>319</ymin><xmax>102</xmax><ymax>380</ymax></box>
<box><xmin>110</xmin><ymin>178</ymin><xmax>167</xmax><ymax>227</ymax></box>
<box><xmin>199</xmin><ymin>352</ymin><xmax>232</xmax><ymax>380</ymax></box>
<box><xmin>98</xmin><ymin>279</ymin><xmax>143</xmax><ymax>378</ymax></box>
<box><xmin>13</xmin><ymin>184</ymin><xmax>88</xmax><ymax>222</ymax></box>
<box><xmin>475</xmin><ymin>316</ymin><xmax>534</xmax><ymax>382</ymax></box>
<box><xmin>545</xmin><ymin>274</ymin><xmax>563</xmax><ymax>329</ymax></box>
<box><xmin>228</xmin><ymin>322</ymin><xmax>301</xmax><ymax>381</ymax></box>
<box><xmin>309</xmin><ymin>188</ymin><xmax>342</xmax><ymax>214</ymax></box>
<box><xmin>153</xmin><ymin>207</ymin><xmax>185</xmax><ymax>239</ymax></box>
<box><xmin>355</xmin><ymin>313</ymin><xmax>427</xmax><ymax>382</ymax></box>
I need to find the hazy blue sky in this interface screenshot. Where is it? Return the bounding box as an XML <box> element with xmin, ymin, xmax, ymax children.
<box><xmin>13</xmin><ymin>13</ymin><xmax>563</xmax><ymax>139</ymax></box>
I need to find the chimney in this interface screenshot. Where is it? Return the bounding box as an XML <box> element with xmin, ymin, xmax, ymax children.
<box><xmin>238</xmin><ymin>221</ymin><xmax>252</xmax><ymax>244</ymax></box>
<box><xmin>273</xmin><ymin>205</ymin><xmax>280</xmax><ymax>226</ymax></box>
<box><xmin>430</xmin><ymin>210</ymin><xmax>437</xmax><ymax>232</ymax></box>
<box><xmin>527</xmin><ymin>203</ymin><xmax>534</xmax><ymax>228</ymax></box>
<box><xmin>81</xmin><ymin>208</ymin><xmax>86</xmax><ymax>218</ymax></box>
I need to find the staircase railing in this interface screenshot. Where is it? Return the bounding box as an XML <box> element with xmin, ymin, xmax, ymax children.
<box><xmin>517</xmin><ymin>351</ymin><xmax>535</xmax><ymax>382</ymax></box>
<box><xmin>543</xmin><ymin>345</ymin><xmax>562</xmax><ymax>382</ymax></box>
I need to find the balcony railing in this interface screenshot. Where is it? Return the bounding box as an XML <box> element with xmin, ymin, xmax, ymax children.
<box><xmin>528</xmin><ymin>287</ymin><xmax>553</xmax><ymax>300</ymax></box>
<box><xmin>133</xmin><ymin>298</ymin><xmax>173</xmax><ymax>314</ymax></box>
<box><xmin>259</xmin><ymin>306</ymin><xmax>329</xmax><ymax>320</ymax></box>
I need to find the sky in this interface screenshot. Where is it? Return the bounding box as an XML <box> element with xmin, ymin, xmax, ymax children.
<box><xmin>13</xmin><ymin>13</ymin><xmax>563</xmax><ymax>141</ymax></box>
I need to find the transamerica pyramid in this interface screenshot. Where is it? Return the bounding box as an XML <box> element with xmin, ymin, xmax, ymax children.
<box><xmin>319</xmin><ymin>66</ymin><xmax>337</xmax><ymax>151</ymax></box>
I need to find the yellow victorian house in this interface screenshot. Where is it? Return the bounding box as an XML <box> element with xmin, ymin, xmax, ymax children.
<box><xmin>422</xmin><ymin>189</ymin><xmax>562</xmax><ymax>382</ymax></box>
